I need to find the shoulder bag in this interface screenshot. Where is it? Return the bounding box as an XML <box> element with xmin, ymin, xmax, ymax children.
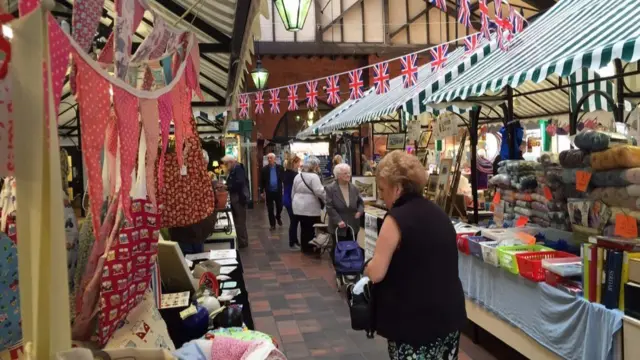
<box><xmin>300</xmin><ymin>173</ymin><xmax>325</xmax><ymax>209</ymax></box>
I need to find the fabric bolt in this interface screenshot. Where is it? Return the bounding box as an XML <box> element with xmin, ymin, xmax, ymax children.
<box><xmin>515</xmin><ymin>200</ymin><xmax>531</xmax><ymax>208</ymax></box>
<box><xmin>591</xmin><ymin>145</ymin><xmax>640</xmax><ymax>171</ymax></box>
<box><xmin>589</xmin><ymin>187</ymin><xmax>640</xmax><ymax>210</ymax></box>
<box><xmin>75</xmin><ymin>55</ymin><xmax>112</xmax><ymax>240</ymax></box>
<box><xmin>488</xmin><ymin>174</ymin><xmax>511</xmax><ymax>187</ymax></box>
<box><xmin>459</xmin><ymin>255</ymin><xmax>622</xmax><ymax>360</ymax></box>
<box><xmin>514</xmin><ymin>192</ymin><xmax>533</xmax><ymax>202</ymax></box>
<box><xmin>559</xmin><ymin>149</ymin><xmax>591</xmax><ymax>168</ymax></box>
<box><xmin>158</xmin><ymin>92</ymin><xmax>172</xmax><ymax>190</ymax></box>
<box><xmin>531</xmin><ymin>201</ymin><xmax>548</xmax><ymax>212</ymax></box>
<box><xmin>157</xmin><ymin>135</ymin><xmax>215</xmax><ymax>228</ymax></box>
<box><xmin>140</xmin><ymin>99</ymin><xmax>160</xmax><ymax>206</ymax></box>
<box><xmin>0</xmin><ymin>232</ymin><xmax>21</xmax><ymax>352</ymax></box>
<box><xmin>514</xmin><ymin>206</ymin><xmax>533</xmax><ymax>217</ymax></box>
<box><xmin>574</xmin><ymin>130</ymin><xmax>635</xmax><ymax>152</ymax></box>
<box><xmin>113</xmin><ymin>87</ymin><xmax>141</xmax><ymax>222</ymax></box>
<box><xmin>98</xmin><ymin>199</ymin><xmax>161</xmax><ymax>345</ymax></box>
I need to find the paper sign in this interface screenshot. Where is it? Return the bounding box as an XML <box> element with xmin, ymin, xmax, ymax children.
<box><xmin>516</xmin><ymin>216</ymin><xmax>529</xmax><ymax>227</ymax></box>
<box><xmin>615</xmin><ymin>214</ymin><xmax>638</xmax><ymax>238</ymax></box>
<box><xmin>406</xmin><ymin>119</ymin><xmax>421</xmax><ymax>143</ymax></box>
<box><xmin>493</xmin><ymin>191</ymin><xmax>501</xmax><ymax>204</ymax></box>
<box><xmin>544</xmin><ymin>186</ymin><xmax>553</xmax><ymax>201</ymax></box>
<box><xmin>575</xmin><ymin>170</ymin><xmax>591</xmax><ymax>192</ymax></box>
<box><xmin>515</xmin><ymin>232</ymin><xmax>536</xmax><ymax>245</ymax></box>
<box><xmin>180</xmin><ymin>165</ymin><xmax>187</xmax><ymax>176</ymax></box>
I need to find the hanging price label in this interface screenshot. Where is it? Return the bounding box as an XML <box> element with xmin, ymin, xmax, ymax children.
<box><xmin>575</xmin><ymin>170</ymin><xmax>591</xmax><ymax>192</ymax></box>
<box><xmin>615</xmin><ymin>214</ymin><xmax>638</xmax><ymax>238</ymax></box>
<box><xmin>544</xmin><ymin>186</ymin><xmax>553</xmax><ymax>201</ymax></box>
<box><xmin>493</xmin><ymin>191</ymin><xmax>501</xmax><ymax>204</ymax></box>
<box><xmin>516</xmin><ymin>216</ymin><xmax>529</xmax><ymax>227</ymax></box>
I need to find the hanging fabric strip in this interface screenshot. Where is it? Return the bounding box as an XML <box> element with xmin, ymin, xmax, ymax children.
<box><xmin>140</xmin><ymin>98</ymin><xmax>160</xmax><ymax>205</ymax></box>
<box><xmin>142</xmin><ymin>66</ymin><xmax>155</xmax><ymax>91</ymax></box>
<box><xmin>98</xmin><ymin>0</ymin><xmax>145</xmax><ymax>64</ymax></box>
<box><xmin>113</xmin><ymin>87</ymin><xmax>140</xmax><ymax>222</ymax></box>
<box><xmin>113</xmin><ymin>0</ymin><xmax>136</xmax><ymax>79</ymax></box>
<box><xmin>157</xmin><ymin>93</ymin><xmax>172</xmax><ymax>191</ymax></box>
<box><xmin>171</xmin><ymin>76</ymin><xmax>188</xmax><ymax>170</ymax></box>
<box><xmin>75</xmin><ymin>54</ymin><xmax>112</xmax><ymax>242</ymax></box>
<box><xmin>185</xmin><ymin>51</ymin><xmax>203</xmax><ymax>101</ymax></box>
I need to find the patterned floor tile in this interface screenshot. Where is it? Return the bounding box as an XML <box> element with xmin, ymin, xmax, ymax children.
<box><xmin>239</xmin><ymin>204</ymin><xmax>523</xmax><ymax>359</ymax></box>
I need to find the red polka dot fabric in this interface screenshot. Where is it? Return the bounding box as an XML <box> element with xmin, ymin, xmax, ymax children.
<box><xmin>105</xmin><ymin>115</ymin><xmax>118</xmax><ymax>197</ymax></box>
<box><xmin>170</xmin><ymin>76</ymin><xmax>187</xmax><ymax>170</ymax></box>
<box><xmin>157</xmin><ymin>93</ymin><xmax>172</xmax><ymax>191</ymax></box>
<box><xmin>75</xmin><ymin>53</ymin><xmax>111</xmax><ymax>241</ymax></box>
<box><xmin>113</xmin><ymin>87</ymin><xmax>140</xmax><ymax>222</ymax></box>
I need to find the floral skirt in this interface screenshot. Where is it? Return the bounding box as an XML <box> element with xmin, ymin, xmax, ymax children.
<box><xmin>388</xmin><ymin>331</ymin><xmax>460</xmax><ymax>360</ymax></box>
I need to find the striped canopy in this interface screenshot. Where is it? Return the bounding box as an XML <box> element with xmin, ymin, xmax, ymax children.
<box><xmin>426</xmin><ymin>0</ymin><xmax>640</xmax><ymax>106</ymax></box>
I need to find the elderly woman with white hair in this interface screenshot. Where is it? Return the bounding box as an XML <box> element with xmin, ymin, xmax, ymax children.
<box><xmin>325</xmin><ymin>163</ymin><xmax>364</xmax><ymax>247</ymax></box>
<box><xmin>291</xmin><ymin>156</ymin><xmax>326</xmax><ymax>254</ymax></box>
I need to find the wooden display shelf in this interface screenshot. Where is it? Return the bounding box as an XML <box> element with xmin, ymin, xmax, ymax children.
<box><xmin>465</xmin><ymin>299</ymin><xmax>560</xmax><ymax>360</ymax></box>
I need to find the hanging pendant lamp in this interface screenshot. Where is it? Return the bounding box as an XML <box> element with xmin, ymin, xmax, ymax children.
<box><xmin>274</xmin><ymin>0</ymin><xmax>312</xmax><ymax>32</ymax></box>
<box><xmin>251</xmin><ymin>58</ymin><xmax>269</xmax><ymax>90</ymax></box>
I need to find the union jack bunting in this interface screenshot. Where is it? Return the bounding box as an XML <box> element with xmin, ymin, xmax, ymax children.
<box><xmin>457</xmin><ymin>0</ymin><xmax>471</xmax><ymax>28</ymax></box>
<box><xmin>326</xmin><ymin>75</ymin><xmax>341</xmax><ymax>105</ymax></box>
<box><xmin>494</xmin><ymin>4</ymin><xmax>513</xmax><ymax>50</ymax></box>
<box><xmin>372</xmin><ymin>62</ymin><xmax>390</xmax><ymax>95</ymax></box>
<box><xmin>254</xmin><ymin>91</ymin><xmax>264</xmax><ymax>114</ymax></box>
<box><xmin>431</xmin><ymin>0</ymin><xmax>447</xmax><ymax>11</ymax></box>
<box><xmin>348</xmin><ymin>69</ymin><xmax>364</xmax><ymax>100</ymax></box>
<box><xmin>430</xmin><ymin>44</ymin><xmax>449</xmax><ymax>71</ymax></box>
<box><xmin>464</xmin><ymin>33</ymin><xmax>481</xmax><ymax>56</ymax></box>
<box><xmin>400</xmin><ymin>54</ymin><xmax>418</xmax><ymax>88</ymax></box>
<box><xmin>509</xmin><ymin>8</ymin><xmax>524</xmax><ymax>34</ymax></box>
<box><xmin>287</xmin><ymin>85</ymin><xmax>299</xmax><ymax>111</ymax></box>
<box><xmin>306</xmin><ymin>80</ymin><xmax>319</xmax><ymax>109</ymax></box>
<box><xmin>269</xmin><ymin>89</ymin><xmax>280</xmax><ymax>114</ymax></box>
<box><xmin>238</xmin><ymin>94</ymin><xmax>249</xmax><ymax>118</ymax></box>
<box><xmin>478</xmin><ymin>0</ymin><xmax>491</xmax><ymax>40</ymax></box>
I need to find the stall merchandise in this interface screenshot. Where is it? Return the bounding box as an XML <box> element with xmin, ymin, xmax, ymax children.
<box><xmin>532</xmin><ymin>154</ymin><xmax>570</xmax><ymax>231</ymax></box>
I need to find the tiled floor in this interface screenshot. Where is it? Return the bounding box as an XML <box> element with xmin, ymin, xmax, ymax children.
<box><xmin>238</xmin><ymin>204</ymin><xmax>520</xmax><ymax>359</ymax></box>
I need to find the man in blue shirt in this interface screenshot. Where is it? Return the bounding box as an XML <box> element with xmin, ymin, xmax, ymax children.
<box><xmin>260</xmin><ymin>153</ymin><xmax>284</xmax><ymax>230</ymax></box>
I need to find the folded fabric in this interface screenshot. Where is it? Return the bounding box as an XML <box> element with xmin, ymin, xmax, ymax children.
<box><xmin>589</xmin><ymin>187</ymin><xmax>640</xmax><ymax>210</ymax></box>
<box><xmin>532</xmin><ymin>210</ymin><xmax>549</xmax><ymax>220</ymax></box>
<box><xmin>514</xmin><ymin>193</ymin><xmax>533</xmax><ymax>202</ymax></box>
<box><xmin>516</xmin><ymin>200</ymin><xmax>531</xmax><ymax>208</ymax></box>
<box><xmin>559</xmin><ymin>149</ymin><xmax>591</xmax><ymax>168</ymax></box>
<box><xmin>173</xmin><ymin>340</ymin><xmax>212</xmax><ymax>360</ymax></box>
<box><xmin>574</xmin><ymin>130</ymin><xmax>635</xmax><ymax>152</ymax></box>
<box><xmin>531</xmin><ymin>201</ymin><xmax>548</xmax><ymax>212</ymax></box>
<box><xmin>590</xmin><ymin>145</ymin><xmax>640</xmax><ymax>171</ymax></box>
<box><xmin>210</xmin><ymin>337</ymin><xmax>285</xmax><ymax>360</ymax></box>
<box><xmin>539</xmin><ymin>153</ymin><xmax>561</xmax><ymax>167</ymax></box>
<box><xmin>563</xmin><ymin>168</ymin><xmax>634</xmax><ymax>188</ymax></box>
<box><xmin>514</xmin><ymin>206</ymin><xmax>534</xmax><ymax>217</ymax></box>
<box><xmin>489</xmin><ymin>174</ymin><xmax>511</xmax><ymax>187</ymax></box>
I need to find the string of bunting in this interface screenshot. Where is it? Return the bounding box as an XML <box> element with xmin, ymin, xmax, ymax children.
<box><xmin>238</xmin><ymin>0</ymin><xmax>527</xmax><ymax>117</ymax></box>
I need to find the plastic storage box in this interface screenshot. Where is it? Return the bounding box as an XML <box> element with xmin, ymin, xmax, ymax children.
<box><xmin>516</xmin><ymin>251</ymin><xmax>576</xmax><ymax>282</ymax></box>
<box><xmin>480</xmin><ymin>241</ymin><xmax>501</xmax><ymax>267</ymax></box>
<box><xmin>497</xmin><ymin>245</ymin><xmax>552</xmax><ymax>275</ymax></box>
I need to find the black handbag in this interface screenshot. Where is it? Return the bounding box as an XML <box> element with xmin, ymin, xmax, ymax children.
<box><xmin>346</xmin><ymin>280</ymin><xmax>376</xmax><ymax>339</ymax></box>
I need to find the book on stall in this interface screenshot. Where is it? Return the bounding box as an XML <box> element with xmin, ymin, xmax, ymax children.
<box><xmin>590</xmin><ymin>245</ymin><xmax>598</xmax><ymax>302</ymax></box>
<box><xmin>624</xmin><ymin>282</ymin><xmax>640</xmax><ymax>320</ymax></box>
<box><xmin>582</xmin><ymin>243</ymin><xmax>590</xmax><ymax>300</ymax></box>
<box><xmin>588</xmin><ymin>235</ymin><xmax>640</xmax><ymax>252</ymax></box>
<box><xmin>597</xmin><ymin>247</ymin><xmax>604</xmax><ymax>303</ymax></box>
<box><xmin>620</xmin><ymin>254</ymin><xmax>640</xmax><ymax>310</ymax></box>
<box><xmin>603</xmin><ymin>250</ymin><xmax>623</xmax><ymax>309</ymax></box>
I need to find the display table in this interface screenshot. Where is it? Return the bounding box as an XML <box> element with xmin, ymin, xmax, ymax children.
<box><xmin>460</xmin><ymin>254</ymin><xmax>623</xmax><ymax>360</ymax></box>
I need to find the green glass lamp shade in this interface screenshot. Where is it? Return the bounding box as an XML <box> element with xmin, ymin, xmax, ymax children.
<box><xmin>274</xmin><ymin>0</ymin><xmax>312</xmax><ymax>32</ymax></box>
<box><xmin>251</xmin><ymin>61</ymin><xmax>269</xmax><ymax>90</ymax></box>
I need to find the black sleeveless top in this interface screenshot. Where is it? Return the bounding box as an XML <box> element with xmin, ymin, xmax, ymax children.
<box><xmin>374</xmin><ymin>193</ymin><xmax>466</xmax><ymax>346</ymax></box>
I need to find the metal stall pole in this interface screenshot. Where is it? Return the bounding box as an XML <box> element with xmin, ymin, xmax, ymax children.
<box><xmin>469</xmin><ymin>107</ymin><xmax>481</xmax><ymax>224</ymax></box>
<box><xmin>614</xmin><ymin>59</ymin><xmax>626</xmax><ymax>125</ymax></box>
<box><xmin>505</xmin><ymin>86</ymin><xmax>516</xmax><ymax>159</ymax></box>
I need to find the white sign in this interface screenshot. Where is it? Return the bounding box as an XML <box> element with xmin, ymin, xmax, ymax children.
<box><xmin>406</xmin><ymin>119</ymin><xmax>421</xmax><ymax>143</ymax></box>
<box><xmin>433</xmin><ymin>113</ymin><xmax>457</xmax><ymax>139</ymax></box>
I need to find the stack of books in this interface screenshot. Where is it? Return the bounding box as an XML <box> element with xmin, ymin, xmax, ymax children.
<box><xmin>583</xmin><ymin>236</ymin><xmax>640</xmax><ymax>314</ymax></box>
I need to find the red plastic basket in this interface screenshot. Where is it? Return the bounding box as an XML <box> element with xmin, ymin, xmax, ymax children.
<box><xmin>515</xmin><ymin>251</ymin><xmax>574</xmax><ymax>282</ymax></box>
<box><xmin>544</xmin><ymin>270</ymin><xmax>563</xmax><ymax>286</ymax></box>
<box><xmin>457</xmin><ymin>235</ymin><xmax>470</xmax><ymax>255</ymax></box>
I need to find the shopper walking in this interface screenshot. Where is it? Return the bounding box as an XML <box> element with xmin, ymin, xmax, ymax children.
<box><xmin>222</xmin><ymin>155</ymin><xmax>249</xmax><ymax>248</ymax></box>
<box><xmin>364</xmin><ymin>150</ymin><xmax>466</xmax><ymax>360</ymax></box>
<box><xmin>260</xmin><ymin>153</ymin><xmax>284</xmax><ymax>230</ymax></box>
<box><xmin>291</xmin><ymin>156</ymin><xmax>326</xmax><ymax>254</ymax></box>
<box><xmin>325</xmin><ymin>163</ymin><xmax>364</xmax><ymax>261</ymax></box>
<box><xmin>283</xmin><ymin>155</ymin><xmax>302</xmax><ymax>250</ymax></box>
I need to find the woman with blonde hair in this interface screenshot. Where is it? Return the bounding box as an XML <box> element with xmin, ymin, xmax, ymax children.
<box><xmin>364</xmin><ymin>150</ymin><xmax>465</xmax><ymax>359</ymax></box>
<box><xmin>283</xmin><ymin>155</ymin><xmax>301</xmax><ymax>250</ymax></box>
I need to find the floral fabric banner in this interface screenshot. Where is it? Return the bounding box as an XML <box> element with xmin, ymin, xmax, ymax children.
<box><xmin>75</xmin><ymin>55</ymin><xmax>112</xmax><ymax>241</ymax></box>
<box><xmin>113</xmin><ymin>87</ymin><xmax>140</xmax><ymax>222</ymax></box>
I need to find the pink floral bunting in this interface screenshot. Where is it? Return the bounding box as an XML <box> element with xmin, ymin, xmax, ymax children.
<box><xmin>75</xmin><ymin>55</ymin><xmax>112</xmax><ymax>241</ymax></box>
<box><xmin>113</xmin><ymin>87</ymin><xmax>140</xmax><ymax>222</ymax></box>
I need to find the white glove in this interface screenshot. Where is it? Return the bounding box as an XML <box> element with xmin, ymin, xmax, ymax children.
<box><xmin>352</xmin><ymin>276</ymin><xmax>371</xmax><ymax>295</ymax></box>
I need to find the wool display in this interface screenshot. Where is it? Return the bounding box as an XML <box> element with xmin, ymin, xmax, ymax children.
<box><xmin>590</xmin><ymin>145</ymin><xmax>640</xmax><ymax>170</ymax></box>
<box><xmin>573</xmin><ymin>130</ymin><xmax>635</xmax><ymax>152</ymax></box>
<box><xmin>559</xmin><ymin>149</ymin><xmax>591</xmax><ymax>168</ymax></box>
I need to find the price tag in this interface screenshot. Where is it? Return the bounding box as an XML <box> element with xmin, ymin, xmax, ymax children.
<box><xmin>544</xmin><ymin>186</ymin><xmax>553</xmax><ymax>201</ymax></box>
<box><xmin>575</xmin><ymin>170</ymin><xmax>591</xmax><ymax>192</ymax></box>
<box><xmin>615</xmin><ymin>214</ymin><xmax>638</xmax><ymax>238</ymax></box>
<box><xmin>515</xmin><ymin>232</ymin><xmax>536</xmax><ymax>245</ymax></box>
<box><xmin>180</xmin><ymin>165</ymin><xmax>188</xmax><ymax>176</ymax></box>
<box><xmin>493</xmin><ymin>191</ymin><xmax>501</xmax><ymax>204</ymax></box>
<box><xmin>179</xmin><ymin>305</ymin><xmax>197</xmax><ymax>319</ymax></box>
<box><xmin>516</xmin><ymin>216</ymin><xmax>529</xmax><ymax>227</ymax></box>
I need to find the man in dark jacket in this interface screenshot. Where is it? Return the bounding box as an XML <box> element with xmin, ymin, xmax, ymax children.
<box><xmin>223</xmin><ymin>155</ymin><xmax>249</xmax><ymax>248</ymax></box>
<box><xmin>260</xmin><ymin>153</ymin><xmax>284</xmax><ymax>230</ymax></box>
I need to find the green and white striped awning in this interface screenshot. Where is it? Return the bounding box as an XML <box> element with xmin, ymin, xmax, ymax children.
<box><xmin>426</xmin><ymin>0</ymin><xmax>640</xmax><ymax>107</ymax></box>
